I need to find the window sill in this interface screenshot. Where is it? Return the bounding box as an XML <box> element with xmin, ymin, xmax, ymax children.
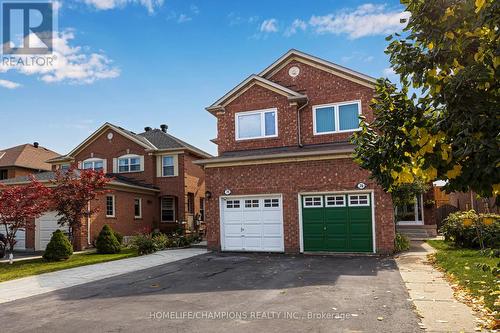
<box><xmin>134</xmin><ymin>217</ymin><xmax>142</xmax><ymax>221</ymax></box>
<box><xmin>105</xmin><ymin>216</ymin><xmax>116</xmax><ymax>220</ymax></box>
<box><xmin>160</xmin><ymin>221</ymin><xmax>177</xmax><ymax>224</ymax></box>
<box><xmin>117</xmin><ymin>170</ymin><xmax>143</xmax><ymax>174</ymax></box>
<box><xmin>235</xmin><ymin>135</ymin><xmax>278</xmax><ymax>142</ymax></box>
<box><xmin>313</xmin><ymin>128</ymin><xmax>362</xmax><ymax>136</ymax></box>
<box><xmin>159</xmin><ymin>175</ymin><xmax>177</xmax><ymax>178</ymax></box>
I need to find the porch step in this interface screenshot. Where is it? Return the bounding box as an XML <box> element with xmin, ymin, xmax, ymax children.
<box><xmin>396</xmin><ymin>225</ymin><xmax>438</xmax><ymax>240</ymax></box>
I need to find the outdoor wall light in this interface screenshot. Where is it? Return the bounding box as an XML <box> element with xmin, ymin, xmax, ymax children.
<box><xmin>205</xmin><ymin>191</ymin><xmax>212</xmax><ymax>199</ymax></box>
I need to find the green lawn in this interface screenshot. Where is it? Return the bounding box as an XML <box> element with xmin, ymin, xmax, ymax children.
<box><xmin>427</xmin><ymin>240</ymin><xmax>499</xmax><ymax>314</ymax></box>
<box><xmin>0</xmin><ymin>248</ymin><xmax>138</xmax><ymax>282</ymax></box>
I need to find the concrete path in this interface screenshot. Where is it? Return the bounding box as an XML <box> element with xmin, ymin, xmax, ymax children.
<box><xmin>396</xmin><ymin>241</ymin><xmax>482</xmax><ymax>333</ymax></box>
<box><xmin>0</xmin><ymin>248</ymin><xmax>207</xmax><ymax>304</ymax></box>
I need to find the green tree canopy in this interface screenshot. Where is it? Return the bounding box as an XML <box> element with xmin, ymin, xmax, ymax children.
<box><xmin>353</xmin><ymin>0</ymin><xmax>499</xmax><ymax>200</ymax></box>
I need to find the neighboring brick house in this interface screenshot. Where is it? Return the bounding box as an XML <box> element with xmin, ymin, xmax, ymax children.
<box><xmin>0</xmin><ymin>143</ymin><xmax>60</xmax><ymax>180</ymax></box>
<box><xmin>196</xmin><ymin>49</ymin><xmax>397</xmax><ymax>254</ymax></box>
<box><xmin>1</xmin><ymin>123</ymin><xmax>210</xmax><ymax>251</ymax></box>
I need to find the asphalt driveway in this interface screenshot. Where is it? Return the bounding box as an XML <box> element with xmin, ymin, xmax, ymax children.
<box><xmin>0</xmin><ymin>253</ymin><xmax>421</xmax><ymax>333</ymax></box>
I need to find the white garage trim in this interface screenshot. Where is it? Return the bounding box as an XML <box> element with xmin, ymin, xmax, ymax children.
<box><xmin>35</xmin><ymin>212</ymin><xmax>70</xmax><ymax>251</ymax></box>
<box><xmin>297</xmin><ymin>189</ymin><xmax>376</xmax><ymax>254</ymax></box>
<box><xmin>219</xmin><ymin>194</ymin><xmax>284</xmax><ymax>252</ymax></box>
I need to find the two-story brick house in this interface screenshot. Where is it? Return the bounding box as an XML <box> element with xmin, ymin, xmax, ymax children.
<box><xmin>196</xmin><ymin>49</ymin><xmax>396</xmax><ymax>254</ymax></box>
<box><xmin>2</xmin><ymin>122</ymin><xmax>210</xmax><ymax>251</ymax></box>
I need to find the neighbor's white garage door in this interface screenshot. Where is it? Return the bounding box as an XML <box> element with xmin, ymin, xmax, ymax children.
<box><xmin>221</xmin><ymin>196</ymin><xmax>284</xmax><ymax>252</ymax></box>
<box><xmin>14</xmin><ymin>229</ymin><xmax>26</xmax><ymax>250</ymax></box>
<box><xmin>35</xmin><ymin>211</ymin><xmax>69</xmax><ymax>251</ymax></box>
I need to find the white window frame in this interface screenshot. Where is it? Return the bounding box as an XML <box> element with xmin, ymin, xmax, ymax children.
<box><xmin>134</xmin><ymin>198</ymin><xmax>142</xmax><ymax>219</ymax></box>
<box><xmin>226</xmin><ymin>200</ymin><xmax>241</xmax><ymax>209</ymax></box>
<box><xmin>235</xmin><ymin>108</ymin><xmax>278</xmax><ymax>141</ymax></box>
<box><xmin>303</xmin><ymin>196</ymin><xmax>323</xmax><ymax>208</ymax></box>
<box><xmin>82</xmin><ymin>158</ymin><xmax>106</xmax><ymax>172</ymax></box>
<box><xmin>106</xmin><ymin>195</ymin><xmax>115</xmax><ymax>218</ymax></box>
<box><xmin>348</xmin><ymin>194</ymin><xmax>370</xmax><ymax>207</ymax></box>
<box><xmin>161</xmin><ymin>197</ymin><xmax>176</xmax><ymax>223</ymax></box>
<box><xmin>312</xmin><ymin>100</ymin><xmax>362</xmax><ymax>135</ymax></box>
<box><xmin>325</xmin><ymin>195</ymin><xmax>346</xmax><ymax>207</ymax></box>
<box><xmin>244</xmin><ymin>199</ymin><xmax>260</xmax><ymax>208</ymax></box>
<box><xmin>59</xmin><ymin>164</ymin><xmax>70</xmax><ymax>171</ymax></box>
<box><xmin>161</xmin><ymin>155</ymin><xmax>175</xmax><ymax>177</ymax></box>
<box><xmin>118</xmin><ymin>155</ymin><xmax>142</xmax><ymax>173</ymax></box>
<box><xmin>263</xmin><ymin>198</ymin><xmax>280</xmax><ymax>208</ymax></box>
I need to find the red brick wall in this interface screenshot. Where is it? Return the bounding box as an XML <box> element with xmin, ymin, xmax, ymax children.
<box><xmin>214</xmin><ymin>61</ymin><xmax>375</xmax><ymax>155</ymax></box>
<box><xmin>268</xmin><ymin>60</ymin><xmax>375</xmax><ymax>146</ymax></box>
<box><xmin>204</xmin><ymin>158</ymin><xmax>395</xmax><ymax>254</ymax></box>
<box><xmin>217</xmin><ymin>84</ymin><xmax>298</xmax><ymax>154</ymax></box>
<box><xmin>183</xmin><ymin>152</ymin><xmax>206</xmax><ymax>220</ymax></box>
<box><xmin>81</xmin><ymin>189</ymin><xmax>158</xmax><ymax>249</ymax></box>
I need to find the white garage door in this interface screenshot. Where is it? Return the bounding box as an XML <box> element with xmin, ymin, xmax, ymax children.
<box><xmin>14</xmin><ymin>229</ymin><xmax>26</xmax><ymax>251</ymax></box>
<box><xmin>35</xmin><ymin>211</ymin><xmax>69</xmax><ymax>251</ymax></box>
<box><xmin>221</xmin><ymin>195</ymin><xmax>284</xmax><ymax>252</ymax></box>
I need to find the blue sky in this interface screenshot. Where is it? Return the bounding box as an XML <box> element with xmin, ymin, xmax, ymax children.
<box><xmin>0</xmin><ymin>0</ymin><xmax>406</xmax><ymax>156</ymax></box>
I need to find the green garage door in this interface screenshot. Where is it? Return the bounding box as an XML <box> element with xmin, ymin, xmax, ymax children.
<box><xmin>302</xmin><ymin>193</ymin><xmax>373</xmax><ymax>252</ymax></box>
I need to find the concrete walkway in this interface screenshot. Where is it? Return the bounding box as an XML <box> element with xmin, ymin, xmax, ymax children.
<box><xmin>396</xmin><ymin>241</ymin><xmax>482</xmax><ymax>333</ymax></box>
<box><xmin>0</xmin><ymin>248</ymin><xmax>207</xmax><ymax>304</ymax></box>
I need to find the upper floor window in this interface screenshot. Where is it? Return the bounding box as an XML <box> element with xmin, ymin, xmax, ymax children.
<box><xmin>235</xmin><ymin>108</ymin><xmax>277</xmax><ymax>140</ymax></box>
<box><xmin>162</xmin><ymin>156</ymin><xmax>175</xmax><ymax>176</ymax></box>
<box><xmin>82</xmin><ymin>158</ymin><xmax>105</xmax><ymax>172</ymax></box>
<box><xmin>60</xmin><ymin>164</ymin><xmax>70</xmax><ymax>171</ymax></box>
<box><xmin>313</xmin><ymin>101</ymin><xmax>361</xmax><ymax>135</ymax></box>
<box><xmin>0</xmin><ymin>169</ymin><xmax>7</xmax><ymax>180</ymax></box>
<box><xmin>118</xmin><ymin>155</ymin><xmax>141</xmax><ymax>173</ymax></box>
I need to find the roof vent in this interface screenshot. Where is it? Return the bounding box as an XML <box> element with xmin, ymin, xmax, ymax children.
<box><xmin>144</xmin><ymin>126</ymin><xmax>152</xmax><ymax>132</ymax></box>
<box><xmin>160</xmin><ymin>124</ymin><xmax>168</xmax><ymax>133</ymax></box>
<box><xmin>33</xmin><ymin>142</ymin><xmax>39</xmax><ymax>148</ymax></box>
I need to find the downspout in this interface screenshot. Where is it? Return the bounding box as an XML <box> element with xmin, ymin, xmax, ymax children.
<box><xmin>87</xmin><ymin>201</ymin><xmax>91</xmax><ymax>246</ymax></box>
<box><xmin>296</xmin><ymin>99</ymin><xmax>309</xmax><ymax>148</ymax></box>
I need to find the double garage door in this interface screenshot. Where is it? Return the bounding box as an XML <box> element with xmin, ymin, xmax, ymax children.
<box><xmin>302</xmin><ymin>193</ymin><xmax>373</xmax><ymax>252</ymax></box>
<box><xmin>221</xmin><ymin>196</ymin><xmax>284</xmax><ymax>252</ymax></box>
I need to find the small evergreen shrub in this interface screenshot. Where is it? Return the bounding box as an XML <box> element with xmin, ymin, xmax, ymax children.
<box><xmin>394</xmin><ymin>233</ymin><xmax>410</xmax><ymax>253</ymax></box>
<box><xmin>440</xmin><ymin>210</ymin><xmax>500</xmax><ymax>248</ymax></box>
<box><xmin>95</xmin><ymin>225</ymin><xmax>121</xmax><ymax>254</ymax></box>
<box><xmin>113</xmin><ymin>231</ymin><xmax>124</xmax><ymax>245</ymax></box>
<box><xmin>43</xmin><ymin>230</ymin><xmax>73</xmax><ymax>261</ymax></box>
<box><xmin>152</xmin><ymin>233</ymin><xmax>168</xmax><ymax>250</ymax></box>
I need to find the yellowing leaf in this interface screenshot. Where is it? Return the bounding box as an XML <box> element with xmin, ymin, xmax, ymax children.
<box><xmin>446</xmin><ymin>165</ymin><xmax>463</xmax><ymax>179</ymax></box>
<box><xmin>428</xmin><ymin>42</ymin><xmax>434</xmax><ymax>50</ymax></box>
<box><xmin>475</xmin><ymin>0</ymin><xmax>486</xmax><ymax>13</ymax></box>
<box><xmin>493</xmin><ymin>56</ymin><xmax>500</xmax><ymax>69</ymax></box>
<box><xmin>444</xmin><ymin>7</ymin><xmax>454</xmax><ymax>18</ymax></box>
<box><xmin>424</xmin><ymin>166</ymin><xmax>438</xmax><ymax>180</ymax></box>
<box><xmin>445</xmin><ymin>32</ymin><xmax>455</xmax><ymax>39</ymax></box>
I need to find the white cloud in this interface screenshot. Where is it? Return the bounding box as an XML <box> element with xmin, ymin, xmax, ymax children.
<box><xmin>383</xmin><ymin>67</ymin><xmax>398</xmax><ymax>81</ymax></box>
<box><xmin>177</xmin><ymin>14</ymin><xmax>192</xmax><ymax>23</ymax></box>
<box><xmin>309</xmin><ymin>3</ymin><xmax>409</xmax><ymax>39</ymax></box>
<box><xmin>260</xmin><ymin>19</ymin><xmax>278</xmax><ymax>33</ymax></box>
<box><xmin>284</xmin><ymin>19</ymin><xmax>307</xmax><ymax>37</ymax></box>
<box><xmin>83</xmin><ymin>0</ymin><xmax>164</xmax><ymax>14</ymax></box>
<box><xmin>0</xmin><ymin>30</ymin><xmax>120</xmax><ymax>85</ymax></box>
<box><xmin>0</xmin><ymin>79</ymin><xmax>21</xmax><ymax>89</ymax></box>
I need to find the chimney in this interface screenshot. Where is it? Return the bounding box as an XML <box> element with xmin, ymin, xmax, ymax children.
<box><xmin>33</xmin><ymin>142</ymin><xmax>39</xmax><ymax>148</ymax></box>
<box><xmin>160</xmin><ymin>124</ymin><xmax>168</xmax><ymax>133</ymax></box>
<box><xmin>144</xmin><ymin>126</ymin><xmax>152</xmax><ymax>132</ymax></box>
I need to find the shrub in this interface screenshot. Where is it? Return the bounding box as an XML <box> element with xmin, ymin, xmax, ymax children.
<box><xmin>43</xmin><ymin>230</ymin><xmax>73</xmax><ymax>261</ymax></box>
<box><xmin>440</xmin><ymin>210</ymin><xmax>500</xmax><ymax>249</ymax></box>
<box><xmin>95</xmin><ymin>225</ymin><xmax>121</xmax><ymax>254</ymax></box>
<box><xmin>130</xmin><ymin>234</ymin><xmax>156</xmax><ymax>255</ymax></box>
<box><xmin>394</xmin><ymin>233</ymin><xmax>410</xmax><ymax>253</ymax></box>
<box><xmin>113</xmin><ymin>231</ymin><xmax>124</xmax><ymax>245</ymax></box>
<box><xmin>152</xmin><ymin>233</ymin><xmax>168</xmax><ymax>250</ymax></box>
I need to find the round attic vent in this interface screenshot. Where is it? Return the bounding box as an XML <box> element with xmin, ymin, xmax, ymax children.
<box><xmin>288</xmin><ymin>66</ymin><xmax>300</xmax><ymax>77</ymax></box>
<box><xmin>107</xmin><ymin>132</ymin><xmax>114</xmax><ymax>140</ymax></box>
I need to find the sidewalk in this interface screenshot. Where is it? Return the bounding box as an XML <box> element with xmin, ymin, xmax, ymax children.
<box><xmin>396</xmin><ymin>241</ymin><xmax>482</xmax><ymax>333</ymax></box>
<box><xmin>0</xmin><ymin>247</ymin><xmax>207</xmax><ymax>304</ymax></box>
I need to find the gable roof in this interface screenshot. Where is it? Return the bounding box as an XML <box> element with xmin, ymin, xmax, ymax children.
<box><xmin>259</xmin><ymin>49</ymin><xmax>377</xmax><ymax>87</ymax></box>
<box><xmin>138</xmin><ymin>129</ymin><xmax>212</xmax><ymax>158</ymax></box>
<box><xmin>48</xmin><ymin>123</ymin><xmax>212</xmax><ymax>162</ymax></box>
<box><xmin>0</xmin><ymin>144</ymin><xmax>60</xmax><ymax>171</ymax></box>
<box><xmin>206</xmin><ymin>75</ymin><xmax>307</xmax><ymax>113</ymax></box>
